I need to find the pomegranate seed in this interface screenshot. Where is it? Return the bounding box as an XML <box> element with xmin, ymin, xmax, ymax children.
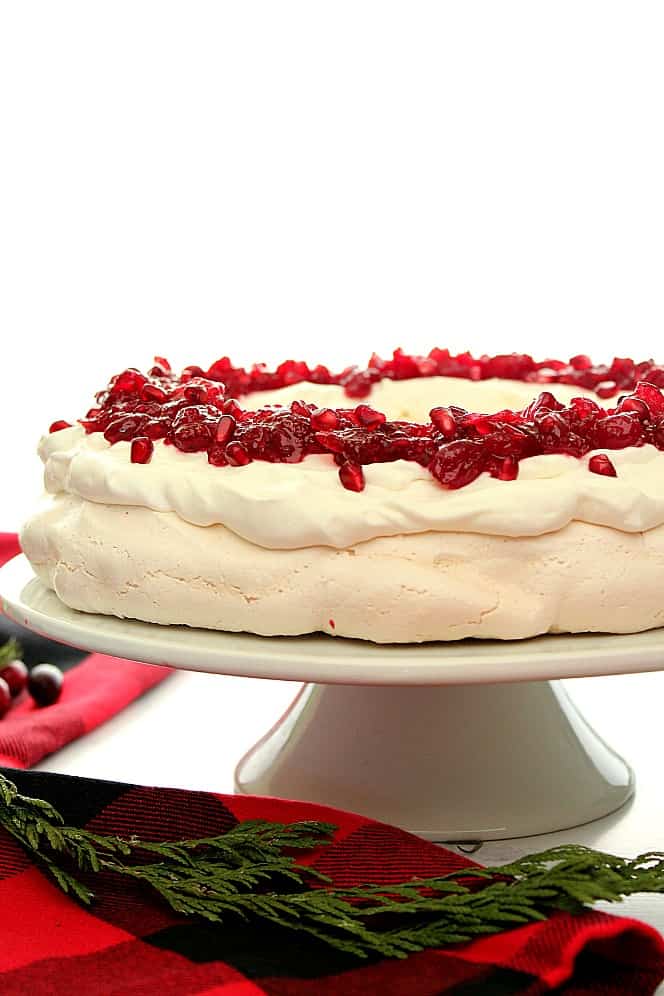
<box><xmin>111</xmin><ymin>369</ymin><xmax>147</xmax><ymax>394</ymax></box>
<box><xmin>570</xmin><ymin>354</ymin><xmax>593</xmax><ymax>370</ymax></box>
<box><xmin>130</xmin><ymin>436</ymin><xmax>154</xmax><ymax>464</ymax></box>
<box><xmin>496</xmin><ymin>455</ymin><xmax>519</xmax><ymax>481</ymax></box>
<box><xmin>571</xmin><ymin>397</ymin><xmax>601</xmax><ymax>419</ymax></box>
<box><xmin>589</xmin><ymin>454</ymin><xmax>617</xmax><ymax>477</ymax></box>
<box><xmin>595</xmin><ymin>380</ymin><xmax>618</xmax><ymax>399</ymax></box>
<box><xmin>49</xmin><ymin>420</ymin><xmax>72</xmax><ymax>433</ymax></box>
<box><xmin>207</xmin><ymin>444</ymin><xmax>228</xmax><ymax>466</ymax></box>
<box><xmin>223</xmin><ymin>398</ymin><xmax>243</xmax><ymax>417</ymax></box>
<box><xmin>1</xmin><ymin>660</ymin><xmax>28</xmax><ymax>697</ymax></box>
<box><xmin>225</xmin><ymin>441</ymin><xmax>252</xmax><ymax>466</ymax></box>
<box><xmin>339</xmin><ymin>461</ymin><xmax>365</xmax><ymax>492</ymax></box>
<box><xmin>343</xmin><ymin>371</ymin><xmax>374</xmax><ymax>399</ymax></box>
<box><xmin>0</xmin><ymin>678</ymin><xmax>10</xmax><ymax>718</ymax></box>
<box><xmin>635</xmin><ymin>381</ymin><xmax>664</xmax><ymax>417</ymax></box>
<box><xmin>290</xmin><ymin>400</ymin><xmax>311</xmax><ymax>418</ymax></box>
<box><xmin>28</xmin><ymin>663</ymin><xmax>63</xmax><ymax>706</ymax></box>
<box><xmin>153</xmin><ymin>356</ymin><xmax>172</xmax><ymax>373</ymax></box>
<box><xmin>141</xmin><ymin>383</ymin><xmax>168</xmax><ymax>403</ymax></box>
<box><xmin>617</xmin><ymin>396</ymin><xmax>650</xmax><ymax>419</ymax></box>
<box><xmin>311</xmin><ymin>408</ymin><xmax>340</xmax><ymax>430</ymax></box>
<box><xmin>181</xmin><ymin>365</ymin><xmax>205</xmax><ymax>381</ymax></box>
<box><xmin>215</xmin><ymin>414</ymin><xmax>236</xmax><ymax>445</ymax></box>
<box><xmin>184</xmin><ymin>384</ymin><xmax>209</xmax><ymax>403</ymax></box>
<box><xmin>355</xmin><ymin>405</ymin><xmax>386</xmax><ymax>430</ymax></box>
<box><xmin>429</xmin><ymin>407</ymin><xmax>456</xmax><ymax>439</ymax></box>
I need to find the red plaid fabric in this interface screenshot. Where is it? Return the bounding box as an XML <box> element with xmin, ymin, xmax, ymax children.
<box><xmin>0</xmin><ymin>534</ymin><xmax>663</xmax><ymax>993</ymax></box>
<box><xmin>0</xmin><ymin>769</ymin><xmax>662</xmax><ymax>995</ymax></box>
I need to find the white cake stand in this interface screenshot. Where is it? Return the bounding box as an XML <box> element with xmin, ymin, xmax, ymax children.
<box><xmin>3</xmin><ymin>554</ymin><xmax>663</xmax><ymax>841</ymax></box>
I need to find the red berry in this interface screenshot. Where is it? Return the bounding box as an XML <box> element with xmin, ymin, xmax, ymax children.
<box><xmin>28</xmin><ymin>664</ymin><xmax>63</xmax><ymax>706</ymax></box>
<box><xmin>429</xmin><ymin>440</ymin><xmax>487</xmax><ymax>489</ymax></box>
<box><xmin>0</xmin><ymin>677</ymin><xmax>10</xmax><ymax>718</ymax></box>
<box><xmin>338</xmin><ymin>461</ymin><xmax>365</xmax><ymax>492</ymax></box>
<box><xmin>355</xmin><ymin>405</ymin><xmax>386</xmax><ymax>430</ymax></box>
<box><xmin>588</xmin><ymin>454</ymin><xmax>617</xmax><ymax>477</ymax></box>
<box><xmin>49</xmin><ymin>420</ymin><xmax>72</xmax><ymax>433</ymax></box>
<box><xmin>141</xmin><ymin>383</ymin><xmax>168</xmax><ymax>403</ymax></box>
<box><xmin>595</xmin><ymin>380</ymin><xmax>618</xmax><ymax>399</ymax></box>
<box><xmin>215</xmin><ymin>415</ymin><xmax>236</xmax><ymax>445</ymax></box>
<box><xmin>429</xmin><ymin>407</ymin><xmax>456</xmax><ymax>439</ymax></box>
<box><xmin>1</xmin><ymin>660</ymin><xmax>28</xmax><ymax>697</ymax></box>
<box><xmin>225</xmin><ymin>441</ymin><xmax>252</xmax><ymax>466</ymax></box>
<box><xmin>311</xmin><ymin>408</ymin><xmax>340</xmax><ymax>430</ymax></box>
<box><xmin>130</xmin><ymin>436</ymin><xmax>154</xmax><ymax>464</ymax></box>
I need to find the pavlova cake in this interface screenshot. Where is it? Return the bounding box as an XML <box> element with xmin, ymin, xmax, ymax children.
<box><xmin>20</xmin><ymin>349</ymin><xmax>664</xmax><ymax>642</ymax></box>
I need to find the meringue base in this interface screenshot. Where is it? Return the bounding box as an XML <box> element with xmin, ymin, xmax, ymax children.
<box><xmin>20</xmin><ymin>493</ymin><xmax>664</xmax><ymax>643</ymax></box>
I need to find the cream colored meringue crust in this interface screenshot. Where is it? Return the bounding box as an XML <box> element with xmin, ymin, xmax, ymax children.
<box><xmin>19</xmin><ymin>374</ymin><xmax>664</xmax><ymax>642</ymax></box>
<box><xmin>21</xmin><ymin>494</ymin><xmax>664</xmax><ymax>643</ymax></box>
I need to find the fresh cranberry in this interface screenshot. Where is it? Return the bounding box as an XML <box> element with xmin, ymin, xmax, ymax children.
<box><xmin>172</xmin><ymin>422</ymin><xmax>212</xmax><ymax>452</ymax></box>
<box><xmin>0</xmin><ymin>660</ymin><xmax>27</xmax><ymax>698</ymax></box>
<box><xmin>104</xmin><ymin>415</ymin><xmax>148</xmax><ymax>443</ymax></box>
<box><xmin>592</xmin><ymin>414</ymin><xmax>643</xmax><ymax>449</ymax></box>
<box><xmin>429</xmin><ymin>440</ymin><xmax>487</xmax><ymax>489</ymax></box>
<box><xmin>28</xmin><ymin>664</ymin><xmax>63</xmax><ymax>706</ymax></box>
<box><xmin>0</xmin><ymin>677</ymin><xmax>10</xmax><ymax>718</ymax></box>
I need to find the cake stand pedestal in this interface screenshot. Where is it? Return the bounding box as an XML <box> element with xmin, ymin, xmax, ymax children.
<box><xmin>235</xmin><ymin>681</ymin><xmax>632</xmax><ymax>840</ymax></box>
<box><xmin>3</xmin><ymin>555</ymin><xmax>662</xmax><ymax>841</ymax></box>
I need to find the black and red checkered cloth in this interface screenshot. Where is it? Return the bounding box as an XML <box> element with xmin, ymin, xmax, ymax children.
<box><xmin>0</xmin><ymin>534</ymin><xmax>663</xmax><ymax>994</ymax></box>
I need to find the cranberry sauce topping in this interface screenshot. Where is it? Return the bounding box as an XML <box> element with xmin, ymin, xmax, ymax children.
<box><xmin>83</xmin><ymin>349</ymin><xmax>664</xmax><ymax>404</ymax></box>
<box><xmin>49</xmin><ymin>359</ymin><xmax>664</xmax><ymax>492</ymax></box>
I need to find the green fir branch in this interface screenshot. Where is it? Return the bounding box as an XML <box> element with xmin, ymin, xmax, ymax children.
<box><xmin>0</xmin><ymin>639</ymin><xmax>22</xmax><ymax>669</ymax></box>
<box><xmin>0</xmin><ymin>771</ymin><xmax>662</xmax><ymax>959</ymax></box>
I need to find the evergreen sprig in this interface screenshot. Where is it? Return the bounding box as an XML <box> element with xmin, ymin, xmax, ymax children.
<box><xmin>0</xmin><ymin>771</ymin><xmax>662</xmax><ymax>959</ymax></box>
<box><xmin>0</xmin><ymin>638</ymin><xmax>21</xmax><ymax>669</ymax></box>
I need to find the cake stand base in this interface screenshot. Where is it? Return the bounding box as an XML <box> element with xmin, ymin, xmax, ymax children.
<box><xmin>235</xmin><ymin>680</ymin><xmax>634</xmax><ymax>841</ymax></box>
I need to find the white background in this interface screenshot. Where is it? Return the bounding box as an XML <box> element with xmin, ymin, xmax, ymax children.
<box><xmin>2</xmin><ymin>2</ymin><xmax>664</xmax><ymax>526</ymax></box>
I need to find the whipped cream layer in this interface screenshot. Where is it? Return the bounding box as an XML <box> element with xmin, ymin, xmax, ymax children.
<box><xmin>40</xmin><ymin>388</ymin><xmax>664</xmax><ymax>550</ymax></box>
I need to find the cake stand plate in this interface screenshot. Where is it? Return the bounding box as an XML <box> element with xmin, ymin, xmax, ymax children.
<box><xmin>3</xmin><ymin>555</ymin><xmax>660</xmax><ymax>841</ymax></box>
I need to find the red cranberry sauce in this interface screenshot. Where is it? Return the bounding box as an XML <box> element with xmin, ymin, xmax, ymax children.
<box><xmin>52</xmin><ymin>358</ymin><xmax>664</xmax><ymax>492</ymax></box>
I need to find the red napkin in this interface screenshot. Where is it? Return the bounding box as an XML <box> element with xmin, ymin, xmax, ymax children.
<box><xmin>0</xmin><ymin>533</ymin><xmax>170</xmax><ymax>768</ymax></box>
<box><xmin>0</xmin><ymin>768</ymin><xmax>662</xmax><ymax>995</ymax></box>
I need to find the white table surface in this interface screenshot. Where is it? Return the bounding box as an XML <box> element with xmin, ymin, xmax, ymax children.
<box><xmin>35</xmin><ymin>664</ymin><xmax>664</xmax><ymax>987</ymax></box>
